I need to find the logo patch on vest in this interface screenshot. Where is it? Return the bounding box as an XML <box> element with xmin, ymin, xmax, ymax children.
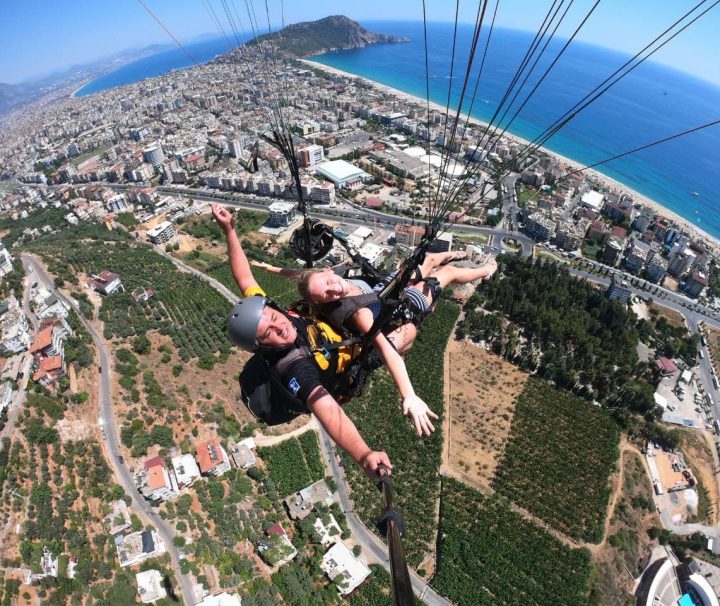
<box><xmin>289</xmin><ymin>377</ymin><xmax>300</xmax><ymax>395</ymax></box>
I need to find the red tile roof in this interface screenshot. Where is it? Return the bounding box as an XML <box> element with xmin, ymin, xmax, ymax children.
<box><xmin>195</xmin><ymin>438</ymin><xmax>224</xmax><ymax>473</ymax></box>
<box><xmin>146</xmin><ymin>465</ymin><xmax>168</xmax><ymax>490</ymax></box>
<box><xmin>32</xmin><ymin>355</ymin><xmax>63</xmax><ymax>382</ymax></box>
<box><xmin>611</xmin><ymin>226</ymin><xmax>628</xmax><ymax>240</ymax></box>
<box><xmin>656</xmin><ymin>357</ymin><xmax>678</xmax><ymax>375</ymax></box>
<box><xmin>144</xmin><ymin>455</ymin><xmax>164</xmax><ymax>471</ymax></box>
<box><xmin>29</xmin><ymin>325</ymin><xmax>53</xmax><ymax>354</ymax></box>
<box><xmin>266</xmin><ymin>522</ymin><xmax>286</xmax><ymax>537</ymax></box>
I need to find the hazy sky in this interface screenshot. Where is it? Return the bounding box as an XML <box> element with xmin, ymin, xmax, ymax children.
<box><xmin>2</xmin><ymin>0</ymin><xmax>719</xmax><ymax>85</ymax></box>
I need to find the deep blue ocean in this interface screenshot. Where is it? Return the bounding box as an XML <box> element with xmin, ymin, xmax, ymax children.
<box><xmin>313</xmin><ymin>22</ymin><xmax>720</xmax><ymax>239</ymax></box>
<box><xmin>76</xmin><ymin>21</ymin><xmax>720</xmax><ymax>240</ymax></box>
<box><xmin>74</xmin><ymin>36</ymin><xmax>240</xmax><ymax>96</ymax></box>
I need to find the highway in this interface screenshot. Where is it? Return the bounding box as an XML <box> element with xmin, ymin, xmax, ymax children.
<box><xmin>21</xmin><ymin>254</ymin><xmax>197</xmax><ymax>606</ymax></box>
<box><xmin>103</xmin><ymin>182</ymin><xmax>535</xmax><ymax>257</ymax></box>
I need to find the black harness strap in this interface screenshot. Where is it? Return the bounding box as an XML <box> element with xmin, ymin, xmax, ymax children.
<box><xmin>321</xmin><ymin>293</ymin><xmax>381</xmax><ymax>333</ymax></box>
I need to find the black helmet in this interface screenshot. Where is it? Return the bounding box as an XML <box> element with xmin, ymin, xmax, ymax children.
<box><xmin>228</xmin><ymin>296</ymin><xmax>267</xmax><ymax>351</ymax></box>
<box><xmin>290</xmin><ymin>220</ymin><xmax>334</xmax><ymax>263</ymax></box>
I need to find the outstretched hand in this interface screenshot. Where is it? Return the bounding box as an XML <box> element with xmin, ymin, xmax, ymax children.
<box><xmin>403</xmin><ymin>394</ymin><xmax>438</xmax><ymax>436</ymax></box>
<box><xmin>211</xmin><ymin>203</ymin><xmax>234</xmax><ymax>232</ymax></box>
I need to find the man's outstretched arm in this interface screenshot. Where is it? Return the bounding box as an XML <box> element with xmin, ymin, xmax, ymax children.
<box><xmin>212</xmin><ymin>203</ymin><xmax>258</xmax><ymax>294</ymax></box>
<box><xmin>307</xmin><ymin>385</ymin><xmax>392</xmax><ymax>479</ymax></box>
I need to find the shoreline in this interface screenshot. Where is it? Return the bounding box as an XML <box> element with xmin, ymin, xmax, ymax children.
<box><xmin>303</xmin><ymin>58</ymin><xmax>720</xmax><ymax>253</ymax></box>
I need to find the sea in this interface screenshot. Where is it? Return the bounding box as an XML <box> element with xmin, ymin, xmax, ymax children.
<box><xmin>76</xmin><ymin>21</ymin><xmax>720</xmax><ymax>240</ymax></box>
<box><xmin>74</xmin><ymin>35</ymin><xmax>241</xmax><ymax>97</ymax></box>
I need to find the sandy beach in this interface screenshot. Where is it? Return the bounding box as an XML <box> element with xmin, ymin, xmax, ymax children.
<box><xmin>303</xmin><ymin>58</ymin><xmax>720</xmax><ymax>253</ymax></box>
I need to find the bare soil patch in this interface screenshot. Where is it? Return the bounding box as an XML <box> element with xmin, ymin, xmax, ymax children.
<box><xmin>589</xmin><ymin>448</ymin><xmax>661</xmax><ymax>604</ymax></box>
<box><xmin>443</xmin><ymin>339</ymin><xmax>529</xmax><ymax>492</ymax></box>
<box><xmin>175</xmin><ymin>232</ymin><xmax>213</xmax><ymax>254</ymax></box>
<box><xmin>56</xmin><ymin>364</ymin><xmax>99</xmax><ymax>443</ymax></box>
<box><xmin>110</xmin><ymin>332</ymin><xmax>257</xmax><ymax>464</ymax></box>
<box><xmin>708</xmin><ymin>326</ymin><xmax>720</xmax><ymax>373</ymax></box>
<box><xmin>679</xmin><ymin>429</ymin><xmax>719</xmax><ymax>525</ymax></box>
<box><xmin>650</xmin><ymin>302</ymin><xmax>687</xmax><ymax>330</ymax></box>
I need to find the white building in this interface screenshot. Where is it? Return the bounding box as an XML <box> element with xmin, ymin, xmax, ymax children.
<box><xmin>196</xmin><ymin>438</ymin><xmax>231</xmax><ymax>477</ymax></box>
<box><xmin>580</xmin><ymin>190</ymin><xmax>605</xmax><ymax>212</ymax></box>
<box><xmin>130</xmin><ymin>163</ymin><xmax>154</xmax><ymax>182</ymax></box>
<box><xmin>310</xmin><ymin>182</ymin><xmax>335</xmax><ymax>204</ymax></box>
<box><xmin>147</xmin><ymin>221</ymin><xmax>176</xmax><ymax>244</ymax></box>
<box><xmin>116</xmin><ymin>530</ymin><xmax>166</xmax><ymax>567</ymax></box>
<box><xmin>229</xmin><ymin>140</ymin><xmax>243</xmax><ymax>158</ymax></box>
<box><xmin>267</xmin><ymin>202</ymin><xmax>296</xmax><ymax>228</ymax></box>
<box><xmin>106</xmin><ymin>499</ymin><xmax>132</xmax><ymax>535</ymax></box>
<box><xmin>321</xmin><ymin>542</ymin><xmax>371</xmax><ymax>595</ymax></box>
<box><xmin>196</xmin><ymin>592</ymin><xmax>243</xmax><ymax>606</ymax></box>
<box><xmin>299</xmin><ymin>144</ymin><xmax>325</xmax><ymax>167</ymax></box>
<box><xmin>0</xmin><ymin>296</ymin><xmax>32</xmax><ymax>353</ymax></box>
<box><xmin>171</xmin><ymin>453</ymin><xmax>202</xmax><ymax>488</ymax></box>
<box><xmin>0</xmin><ymin>245</ymin><xmax>13</xmax><ymax>277</ymax></box>
<box><xmin>313</xmin><ymin>514</ymin><xmax>342</xmax><ymax>547</ymax></box>
<box><xmin>143</xmin><ymin>142</ymin><xmax>165</xmax><ymax>167</ymax></box>
<box><xmin>136</xmin><ymin>569</ymin><xmax>167</xmax><ymax>603</ymax></box>
<box><xmin>136</xmin><ymin>456</ymin><xmax>179</xmax><ymax>502</ymax></box>
<box><xmin>0</xmin><ymin>382</ymin><xmax>13</xmax><ymax>415</ymax></box>
<box><xmin>106</xmin><ymin>194</ymin><xmax>129</xmax><ymax>214</ymax></box>
<box><xmin>316</xmin><ymin>160</ymin><xmax>368</xmax><ymax>189</ymax></box>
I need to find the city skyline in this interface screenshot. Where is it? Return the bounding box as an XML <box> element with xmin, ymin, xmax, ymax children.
<box><xmin>2</xmin><ymin>0</ymin><xmax>719</xmax><ymax>86</ymax></box>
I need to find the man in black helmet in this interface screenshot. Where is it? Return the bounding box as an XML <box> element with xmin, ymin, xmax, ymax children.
<box><xmin>212</xmin><ymin>204</ymin><xmax>392</xmax><ymax>479</ymax></box>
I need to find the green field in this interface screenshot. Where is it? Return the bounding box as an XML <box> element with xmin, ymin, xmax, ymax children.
<box><xmin>257</xmin><ymin>431</ymin><xmax>326</xmax><ymax>498</ymax></box>
<box><xmin>432</xmin><ymin>477</ymin><xmax>592</xmax><ymax>605</ymax></box>
<box><xmin>492</xmin><ymin>378</ymin><xmax>620</xmax><ymax>543</ymax></box>
<box><xmin>23</xmin><ymin>223</ymin><xmax>231</xmax><ymax>361</ymax></box>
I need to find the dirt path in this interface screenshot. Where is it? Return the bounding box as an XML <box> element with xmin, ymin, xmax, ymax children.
<box><xmin>585</xmin><ymin>438</ymin><xmax>635</xmax><ymax>554</ymax></box>
<box><xmin>253</xmin><ymin>417</ymin><xmax>317</xmax><ymax>447</ymax></box>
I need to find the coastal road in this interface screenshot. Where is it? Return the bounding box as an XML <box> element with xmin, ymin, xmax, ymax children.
<box><xmin>317</xmin><ymin>426</ymin><xmax>451</xmax><ymax>606</ymax></box>
<box><xmin>541</xmin><ymin>246</ymin><xmax>720</xmax><ymax>325</ymax></box>
<box><xmin>21</xmin><ymin>254</ymin><xmax>197</xmax><ymax>606</ymax></box>
<box><xmin>102</xmin><ymin>183</ymin><xmax>535</xmax><ymax>257</ymax></box>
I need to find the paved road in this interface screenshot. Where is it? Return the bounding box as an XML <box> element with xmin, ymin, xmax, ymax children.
<box><xmin>686</xmin><ymin>316</ymin><xmax>720</xmax><ymax>422</ymax></box>
<box><xmin>22</xmin><ymin>254</ymin><xmax>197</xmax><ymax>606</ymax></box>
<box><xmin>102</xmin><ymin>182</ymin><xmax>534</xmax><ymax>257</ymax></box>
<box><xmin>153</xmin><ymin>244</ymin><xmax>237</xmax><ymax>304</ymax></box>
<box><xmin>500</xmin><ymin>173</ymin><xmax>519</xmax><ymax>232</ymax></box>
<box><xmin>317</xmin><ymin>427</ymin><xmax>451</xmax><ymax>606</ymax></box>
<box><xmin>0</xmin><ymin>262</ymin><xmax>35</xmax><ymax>448</ymax></box>
<box><xmin>20</xmin><ymin>267</ymin><xmax>39</xmax><ymax>332</ymax></box>
<box><xmin>563</xmin><ymin>252</ymin><xmax>720</xmax><ymax>325</ymax></box>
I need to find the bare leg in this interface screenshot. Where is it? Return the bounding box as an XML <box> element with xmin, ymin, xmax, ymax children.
<box><xmin>417</xmin><ymin>251</ymin><xmax>467</xmax><ymax>279</ymax></box>
<box><xmin>415</xmin><ymin>260</ymin><xmax>497</xmax><ymax>305</ymax></box>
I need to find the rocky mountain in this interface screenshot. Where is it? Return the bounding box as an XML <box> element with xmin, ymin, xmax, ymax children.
<box><xmin>247</xmin><ymin>15</ymin><xmax>408</xmax><ymax>57</ymax></box>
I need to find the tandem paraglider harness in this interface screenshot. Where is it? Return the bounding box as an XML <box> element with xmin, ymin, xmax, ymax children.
<box><xmin>237</xmin><ymin>258</ymin><xmax>443</xmax><ymax>426</ymax></box>
<box><xmin>238</xmin><ymin>298</ymin><xmax>380</xmax><ymax>426</ymax></box>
